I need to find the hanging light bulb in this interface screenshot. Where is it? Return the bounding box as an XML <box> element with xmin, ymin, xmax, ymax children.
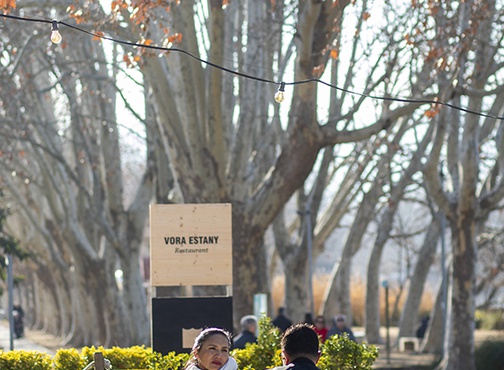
<box><xmin>274</xmin><ymin>82</ymin><xmax>286</xmax><ymax>103</ymax></box>
<box><xmin>50</xmin><ymin>20</ymin><xmax>62</xmax><ymax>44</ymax></box>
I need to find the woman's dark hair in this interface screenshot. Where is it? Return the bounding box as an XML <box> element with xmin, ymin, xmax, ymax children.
<box><xmin>184</xmin><ymin>327</ymin><xmax>232</xmax><ymax>369</ymax></box>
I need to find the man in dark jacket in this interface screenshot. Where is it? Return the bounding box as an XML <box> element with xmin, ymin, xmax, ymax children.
<box><xmin>12</xmin><ymin>303</ymin><xmax>24</xmax><ymax>338</ymax></box>
<box><xmin>272</xmin><ymin>307</ymin><xmax>293</xmax><ymax>332</ymax></box>
<box><xmin>327</xmin><ymin>314</ymin><xmax>356</xmax><ymax>342</ymax></box>
<box><xmin>233</xmin><ymin>315</ymin><xmax>258</xmax><ymax>349</ymax></box>
<box><xmin>272</xmin><ymin>323</ymin><xmax>321</xmax><ymax>370</ymax></box>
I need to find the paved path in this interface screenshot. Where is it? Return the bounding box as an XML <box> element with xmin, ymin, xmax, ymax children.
<box><xmin>372</xmin><ymin>343</ymin><xmax>438</xmax><ymax>369</ymax></box>
<box><xmin>0</xmin><ymin>320</ymin><xmax>56</xmax><ymax>355</ymax></box>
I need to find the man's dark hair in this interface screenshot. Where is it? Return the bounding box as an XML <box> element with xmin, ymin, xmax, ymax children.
<box><xmin>281</xmin><ymin>323</ymin><xmax>319</xmax><ymax>361</ymax></box>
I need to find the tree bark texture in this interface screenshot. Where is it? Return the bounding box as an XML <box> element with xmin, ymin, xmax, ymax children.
<box><xmin>398</xmin><ymin>215</ymin><xmax>441</xmax><ymax>339</ymax></box>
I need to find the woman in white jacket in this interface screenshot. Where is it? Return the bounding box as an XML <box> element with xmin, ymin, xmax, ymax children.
<box><xmin>184</xmin><ymin>328</ymin><xmax>238</xmax><ymax>370</ymax></box>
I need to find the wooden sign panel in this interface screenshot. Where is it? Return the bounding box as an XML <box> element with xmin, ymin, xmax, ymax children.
<box><xmin>150</xmin><ymin>203</ymin><xmax>232</xmax><ymax>286</ymax></box>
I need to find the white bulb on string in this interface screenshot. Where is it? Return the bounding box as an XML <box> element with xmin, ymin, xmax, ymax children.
<box><xmin>50</xmin><ymin>20</ymin><xmax>62</xmax><ymax>44</ymax></box>
<box><xmin>274</xmin><ymin>82</ymin><xmax>286</xmax><ymax>103</ymax></box>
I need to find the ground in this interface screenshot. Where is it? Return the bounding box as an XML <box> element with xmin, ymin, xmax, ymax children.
<box><xmin>371</xmin><ymin>327</ymin><xmax>504</xmax><ymax>369</ymax></box>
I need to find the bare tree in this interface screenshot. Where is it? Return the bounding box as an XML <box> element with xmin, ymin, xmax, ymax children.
<box><xmin>2</xmin><ymin>4</ymin><xmax>503</xmax><ymax>366</ymax></box>
<box><xmin>111</xmin><ymin>0</ymin><xmax>401</xmax><ymax>327</ymax></box>
<box><xmin>397</xmin><ymin>212</ymin><xmax>441</xmax><ymax>339</ymax></box>
<box><xmin>422</xmin><ymin>1</ymin><xmax>504</xmax><ymax>367</ymax></box>
<box><xmin>0</xmin><ymin>0</ymin><xmax>406</xmax><ymax>342</ymax></box>
<box><xmin>0</xmin><ymin>7</ymin><xmax>153</xmax><ymax>345</ymax></box>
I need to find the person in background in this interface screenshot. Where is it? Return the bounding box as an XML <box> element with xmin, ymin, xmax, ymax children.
<box><xmin>184</xmin><ymin>327</ymin><xmax>238</xmax><ymax>370</ymax></box>
<box><xmin>272</xmin><ymin>306</ymin><xmax>293</xmax><ymax>332</ymax></box>
<box><xmin>313</xmin><ymin>315</ymin><xmax>328</xmax><ymax>342</ymax></box>
<box><xmin>303</xmin><ymin>313</ymin><xmax>314</xmax><ymax>325</ymax></box>
<box><xmin>233</xmin><ymin>315</ymin><xmax>258</xmax><ymax>349</ymax></box>
<box><xmin>416</xmin><ymin>315</ymin><xmax>430</xmax><ymax>339</ymax></box>
<box><xmin>12</xmin><ymin>303</ymin><xmax>24</xmax><ymax>338</ymax></box>
<box><xmin>327</xmin><ymin>314</ymin><xmax>356</xmax><ymax>342</ymax></box>
<box><xmin>271</xmin><ymin>323</ymin><xmax>321</xmax><ymax>370</ymax></box>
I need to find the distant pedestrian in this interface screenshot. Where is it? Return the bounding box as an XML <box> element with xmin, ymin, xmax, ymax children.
<box><xmin>272</xmin><ymin>307</ymin><xmax>293</xmax><ymax>332</ymax></box>
<box><xmin>416</xmin><ymin>315</ymin><xmax>430</xmax><ymax>339</ymax></box>
<box><xmin>304</xmin><ymin>313</ymin><xmax>314</xmax><ymax>325</ymax></box>
<box><xmin>313</xmin><ymin>315</ymin><xmax>328</xmax><ymax>342</ymax></box>
<box><xmin>327</xmin><ymin>314</ymin><xmax>356</xmax><ymax>342</ymax></box>
<box><xmin>12</xmin><ymin>303</ymin><xmax>24</xmax><ymax>338</ymax></box>
<box><xmin>271</xmin><ymin>323</ymin><xmax>321</xmax><ymax>370</ymax></box>
<box><xmin>233</xmin><ymin>315</ymin><xmax>258</xmax><ymax>349</ymax></box>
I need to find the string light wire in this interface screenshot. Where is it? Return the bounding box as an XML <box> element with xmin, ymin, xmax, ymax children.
<box><xmin>1</xmin><ymin>12</ymin><xmax>504</xmax><ymax>120</ymax></box>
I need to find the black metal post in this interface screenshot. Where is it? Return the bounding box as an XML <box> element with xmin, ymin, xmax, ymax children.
<box><xmin>382</xmin><ymin>280</ymin><xmax>391</xmax><ymax>364</ymax></box>
<box><xmin>7</xmin><ymin>254</ymin><xmax>14</xmax><ymax>350</ymax></box>
<box><xmin>439</xmin><ymin>165</ymin><xmax>447</xmax><ymax>358</ymax></box>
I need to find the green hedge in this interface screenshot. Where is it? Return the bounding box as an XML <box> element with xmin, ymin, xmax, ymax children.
<box><xmin>475</xmin><ymin>341</ymin><xmax>504</xmax><ymax>370</ymax></box>
<box><xmin>0</xmin><ymin>317</ymin><xmax>378</xmax><ymax>370</ymax></box>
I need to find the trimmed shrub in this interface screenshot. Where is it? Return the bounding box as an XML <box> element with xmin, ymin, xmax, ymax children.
<box><xmin>52</xmin><ymin>348</ymin><xmax>86</xmax><ymax>370</ymax></box>
<box><xmin>148</xmin><ymin>351</ymin><xmax>189</xmax><ymax>370</ymax></box>
<box><xmin>318</xmin><ymin>333</ymin><xmax>378</xmax><ymax>370</ymax></box>
<box><xmin>101</xmin><ymin>345</ymin><xmax>154</xmax><ymax>369</ymax></box>
<box><xmin>233</xmin><ymin>316</ymin><xmax>283</xmax><ymax>370</ymax></box>
<box><xmin>475</xmin><ymin>309</ymin><xmax>504</xmax><ymax>330</ymax></box>
<box><xmin>0</xmin><ymin>316</ymin><xmax>379</xmax><ymax>370</ymax></box>
<box><xmin>234</xmin><ymin>316</ymin><xmax>378</xmax><ymax>370</ymax></box>
<box><xmin>80</xmin><ymin>345</ymin><xmax>169</xmax><ymax>369</ymax></box>
<box><xmin>0</xmin><ymin>349</ymin><xmax>52</xmax><ymax>370</ymax></box>
<box><xmin>475</xmin><ymin>341</ymin><xmax>504</xmax><ymax>370</ymax></box>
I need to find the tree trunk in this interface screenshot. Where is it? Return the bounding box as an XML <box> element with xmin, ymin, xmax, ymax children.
<box><xmin>120</xmin><ymin>248</ymin><xmax>149</xmax><ymax>344</ymax></box>
<box><xmin>231</xmin><ymin>208</ymin><xmax>269</xmax><ymax>329</ymax></box>
<box><xmin>422</xmin><ymin>259</ymin><xmax>452</xmax><ymax>355</ymax></box>
<box><xmin>320</xmin><ymin>184</ymin><xmax>382</xmax><ymax>323</ymax></box>
<box><xmin>283</xmin><ymin>242</ymin><xmax>309</xmax><ymax>323</ymax></box>
<box><xmin>444</xmin><ymin>217</ymin><xmax>477</xmax><ymax>370</ymax></box>
<box><xmin>398</xmin><ymin>214</ymin><xmax>441</xmax><ymax>339</ymax></box>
